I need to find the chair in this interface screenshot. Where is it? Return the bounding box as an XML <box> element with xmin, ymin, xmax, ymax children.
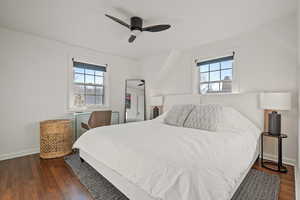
<box><xmin>81</xmin><ymin>111</ymin><xmax>112</xmax><ymax>130</ymax></box>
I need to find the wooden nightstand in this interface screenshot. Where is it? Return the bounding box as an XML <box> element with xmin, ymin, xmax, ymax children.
<box><xmin>261</xmin><ymin>132</ymin><xmax>288</xmax><ymax>173</ymax></box>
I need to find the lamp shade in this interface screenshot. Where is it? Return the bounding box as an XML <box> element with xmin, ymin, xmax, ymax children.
<box><xmin>259</xmin><ymin>92</ymin><xmax>291</xmax><ymax>110</ymax></box>
<box><xmin>151</xmin><ymin>96</ymin><xmax>163</xmax><ymax>106</ymax></box>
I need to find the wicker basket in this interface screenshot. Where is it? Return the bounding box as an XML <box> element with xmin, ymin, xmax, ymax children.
<box><xmin>40</xmin><ymin>119</ymin><xmax>72</xmax><ymax>159</ymax></box>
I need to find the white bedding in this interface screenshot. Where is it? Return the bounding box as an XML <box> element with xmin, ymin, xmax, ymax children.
<box><xmin>74</xmin><ymin>115</ymin><xmax>260</xmax><ymax>200</ymax></box>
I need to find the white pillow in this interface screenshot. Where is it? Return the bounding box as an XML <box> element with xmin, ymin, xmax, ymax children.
<box><xmin>183</xmin><ymin>104</ymin><xmax>223</xmax><ymax>131</ymax></box>
<box><xmin>183</xmin><ymin>104</ymin><xmax>260</xmax><ymax>136</ymax></box>
<box><xmin>217</xmin><ymin>106</ymin><xmax>261</xmax><ymax>136</ymax></box>
<box><xmin>164</xmin><ymin>104</ymin><xmax>195</xmax><ymax>126</ymax></box>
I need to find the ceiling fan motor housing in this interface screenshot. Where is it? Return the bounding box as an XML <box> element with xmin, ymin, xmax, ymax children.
<box><xmin>131</xmin><ymin>17</ymin><xmax>143</xmax><ymax>31</ymax></box>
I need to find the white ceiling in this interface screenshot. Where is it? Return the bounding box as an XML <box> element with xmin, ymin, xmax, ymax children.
<box><xmin>0</xmin><ymin>0</ymin><xmax>296</xmax><ymax>59</ymax></box>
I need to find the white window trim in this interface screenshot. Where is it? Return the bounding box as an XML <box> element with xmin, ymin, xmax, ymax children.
<box><xmin>192</xmin><ymin>52</ymin><xmax>240</xmax><ymax>95</ymax></box>
<box><xmin>67</xmin><ymin>56</ymin><xmax>110</xmax><ymax>112</ymax></box>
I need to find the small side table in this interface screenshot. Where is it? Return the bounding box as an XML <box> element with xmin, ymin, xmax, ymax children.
<box><xmin>261</xmin><ymin>132</ymin><xmax>288</xmax><ymax>173</ymax></box>
<box><xmin>40</xmin><ymin>119</ymin><xmax>72</xmax><ymax>159</ymax></box>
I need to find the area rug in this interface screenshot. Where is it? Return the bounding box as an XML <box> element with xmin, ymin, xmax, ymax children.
<box><xmin>65</xmin><ymin>154</ymin><xmax>280</xmax><ymax>200</ymax></box>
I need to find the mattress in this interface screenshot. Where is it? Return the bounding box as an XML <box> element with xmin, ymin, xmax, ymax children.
<box><xmin>74</xmin><ymin>117</ymin><xmax>261</xmax><ymax>200</ymax></box>
<box><xmin>79</xmin><ymin>143</ymin><xmax>260</xmax><ymax>200</ymax></box>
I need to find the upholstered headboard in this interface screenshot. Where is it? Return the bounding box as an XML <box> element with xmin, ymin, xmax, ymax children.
<box><xmin>163</xmin><ymin>94</ymin><xmax>201</xmax><ymax>111</ymax></box>
<box><xmin>200</xmin><ymin>93</ymin><xmax>263</xmax><ymax>128</ymax></box>
<box><xmin>163</xmin><ymin>92</ymin><xmax>263</xmax><ymax>129</ymax></box>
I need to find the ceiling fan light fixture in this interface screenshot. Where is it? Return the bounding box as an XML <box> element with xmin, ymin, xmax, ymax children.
<box><xmin>131</xmin><ymin>29</ymin><xmax>141</xmax><ymax>37</ymax></box>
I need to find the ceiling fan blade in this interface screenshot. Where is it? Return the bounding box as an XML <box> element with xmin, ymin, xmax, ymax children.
<box><xmin>128</xmin><ymin>35</ymin><xmax>136</xmax><ymax>43</ymax></box>
<box><xmin>138</xmin><ymin>80</ymin><xmax>145</xmax><ymax>86</ymax></box>
<box><xmin>142</xmin><ymin>24</ymin><xmax>171</xmax><ymax>32</ymax></box>
<box><xmin>105</xmin><ymin>14</ymin><xmax>130</xmax><ymax>29</ymax></box>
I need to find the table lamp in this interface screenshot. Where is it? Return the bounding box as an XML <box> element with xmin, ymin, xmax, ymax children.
<box><xmin>260</xmin><ymin>92</ymin><xmax>291</xmax><ymax>135</ymax></box>
<box><xmin>151</xmin><ymin>96</ymin><xmax>163</xmax><ymax>119</ymax></box>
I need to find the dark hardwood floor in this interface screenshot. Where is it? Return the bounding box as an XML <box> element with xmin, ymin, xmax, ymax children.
<box><xmin>0</xmin><ymin>154</ymin><xmax>93</xmax><ymax>200</ymax></box>
<box><xmin>0</xmin><ymin>154</ymin><xmax>295</xmax><ymax>200</ymax></box>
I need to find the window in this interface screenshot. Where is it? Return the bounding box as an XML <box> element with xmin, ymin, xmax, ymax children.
<box><xmin>197</xmin><ymin>54</ymin><xmax>234</xmax><ymax>94</ymax></box>
<box><xmin>73</xmin><ymin>61</ymin><xmax>106</xmax><ymax>106</ymax></box>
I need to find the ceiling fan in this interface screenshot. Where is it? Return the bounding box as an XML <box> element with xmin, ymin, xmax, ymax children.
<box><xmin>138</xmin><ymin>80</ymin><xmax>145</xmax><ymax>86</ymax></box>
<box><xmin>105</xmin><ymin>14</ymin><xmax>171</xmax><ymax>43</ymax></box>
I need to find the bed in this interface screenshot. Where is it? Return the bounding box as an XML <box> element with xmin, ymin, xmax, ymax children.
<box><xmin>74</xmin><ymin>93</ymin><xmax>262</xmax><ymax>200</ymax></box>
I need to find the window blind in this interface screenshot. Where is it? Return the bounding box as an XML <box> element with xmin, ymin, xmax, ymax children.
<box><xmin>73</xmin><ymin>61</ymin><xmax>107</xmax><ymax>72</ymax></box>
<box><xmin>197</xmin><ymin>54</ymin><xmax>234</xmax><ymax>67</ymax></box>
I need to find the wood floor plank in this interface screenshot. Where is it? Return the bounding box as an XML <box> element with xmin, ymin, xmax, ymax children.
<box><xmin>0</xmin><ymin>154</ymin><xmax>295</xmax><ymax>200</ymax></box>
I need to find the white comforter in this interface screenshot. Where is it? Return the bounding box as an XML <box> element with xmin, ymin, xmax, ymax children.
<box><xmin>74</xmin><ymin>118</ymin><xmax>260</xmax><ymax>200</ymax></box>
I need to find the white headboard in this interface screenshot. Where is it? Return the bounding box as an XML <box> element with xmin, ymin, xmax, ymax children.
<box><xmin>200</xmin><ymin>93</ymin><xmax>262</xmax><ymax>128</ymax></box>
<box><xmin>163</xmin><ymin>93</ymin><xmax>263</xmax><ymax>129</ymax></box>
<box><xmin>163</xmin><ymin>94</ymin><xmax>201</xmax><ymax>111</ymax></box>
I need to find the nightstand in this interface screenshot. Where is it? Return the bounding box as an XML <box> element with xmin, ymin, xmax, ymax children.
<box><xmin>261</xmin><ymin>132</ymin><xmax>288</xmax><ymax>173</ymax></box>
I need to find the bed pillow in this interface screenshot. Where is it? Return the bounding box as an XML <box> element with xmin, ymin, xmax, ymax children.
<box><xmin>183</xmin><ymin>104</ymin><xmax>223</xmax><ymax>131</ymax></box>
<box><xmin>217</xmin><ymin>106</ymin><xmax>261</xmax><ymax>136</ymax></box>
<box><xmin>164</xmin><ymin>104</ymin><xmax>195</xmax><ymax>126</ymax></box>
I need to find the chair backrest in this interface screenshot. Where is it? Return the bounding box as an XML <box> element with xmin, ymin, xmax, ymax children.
<box><xmin>88</xmin><ymin>111</ymin><xmax>112</xmax><ymax>129</ymax></box>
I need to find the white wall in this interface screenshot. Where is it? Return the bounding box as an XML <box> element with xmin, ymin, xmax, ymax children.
<box><xmin>141</xmin><ymin>13</ymin><xmax>298</xmax><ymax>164</ymax></box>
<box><xmin>0</xmin><ymin>27</ymin><xmax>141</xmax><ymax>160</ymax></box>
<box><xmin>297</xmin><ymin>2</ymin><xmax>300</xmax><ymax>199</ymax></box>
<box><xmin>298</xmin><ymin>0</ymin><xmax>300</xmax><ymax>168</ymax></box>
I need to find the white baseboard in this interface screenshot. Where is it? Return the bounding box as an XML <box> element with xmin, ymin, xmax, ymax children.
<box><xmin>261</xmin><ymin>153</ymin><xmax>296</xmax><ymax>166</ymax></box>
<box><xmin>0</xmin><ymin>148</ymin><xmax>40</xmax><ymax>161</ymax></box>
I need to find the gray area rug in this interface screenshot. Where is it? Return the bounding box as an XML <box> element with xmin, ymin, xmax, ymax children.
<box><xmin>65</xmin><ymin>154</ymin><xmax>280</xmax><ymax>200</ymax></box>
<box><xmin>231</xmin><ymin>168</ymin><xmax>280</xmax><ymax>200</ymax></box>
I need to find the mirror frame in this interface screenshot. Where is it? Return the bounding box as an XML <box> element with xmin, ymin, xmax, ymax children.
<box><xmin>124</xmin><ymin>79</ymin><xmax>146</xmax><ymax>123</ymax></box>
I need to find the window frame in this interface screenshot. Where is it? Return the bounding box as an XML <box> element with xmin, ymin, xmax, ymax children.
<box><xmin>196</xmin><ymin>54</ymin><xmax>235</xmax><ymax>94</ymax></box>
<box><xmin>73</xmin><ymin>67</ymin><xmax>105</xmax><ymax>105</ymax></box>
<box><xmin>68</xmin><ymin>57</ymin><xmax>109</xmax><ymax>111</ymax></box>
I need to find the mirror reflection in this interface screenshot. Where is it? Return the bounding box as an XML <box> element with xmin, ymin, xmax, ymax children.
<box><xmin>125</xmin><ymin>79</ymin><xmax>146</xmax><ymax>123</ymax></box>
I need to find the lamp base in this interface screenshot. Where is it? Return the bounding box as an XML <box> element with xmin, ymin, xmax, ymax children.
<box><xmin>268</xmin><ymin>111</ymin><xmax>281</xmax><ymax>135</ymax></box>
<box><xmin>153</xmin><ymin>106</ymin><xmax>159</xmax><ymax>119</ymax></box>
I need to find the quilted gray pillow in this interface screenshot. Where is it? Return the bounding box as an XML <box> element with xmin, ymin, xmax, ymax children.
<box><xmin>183</xmin><ymin>104</ymin><xmax>223</xmax><ymax>131</ymax></box>
<box><xmin>164</xmin><ymin>104</ymin><xmax>195</xmax><ymax>126</ymax></box>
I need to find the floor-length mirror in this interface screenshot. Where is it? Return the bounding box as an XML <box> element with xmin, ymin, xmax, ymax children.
<box><xmin>124</xmin><ymin>79</ymin><xmax>146</xmax><ymax>123</ymax></box>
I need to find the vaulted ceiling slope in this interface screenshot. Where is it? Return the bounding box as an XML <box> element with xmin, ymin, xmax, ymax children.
<box><xmin>0</xmin><ymin>0</ymin><xmax>296</xmax><ymax>59</ymax></box>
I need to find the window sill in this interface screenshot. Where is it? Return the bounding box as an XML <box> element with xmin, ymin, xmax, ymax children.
<box><xmin>199</xmin><ymin>92</ymin><xmax>240</xmax><ymax>96</ymax></box>
<box><xmin>68</xmin><ymin>105</ymin><xmax>110</xmax><ymax>113</ymax></box>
